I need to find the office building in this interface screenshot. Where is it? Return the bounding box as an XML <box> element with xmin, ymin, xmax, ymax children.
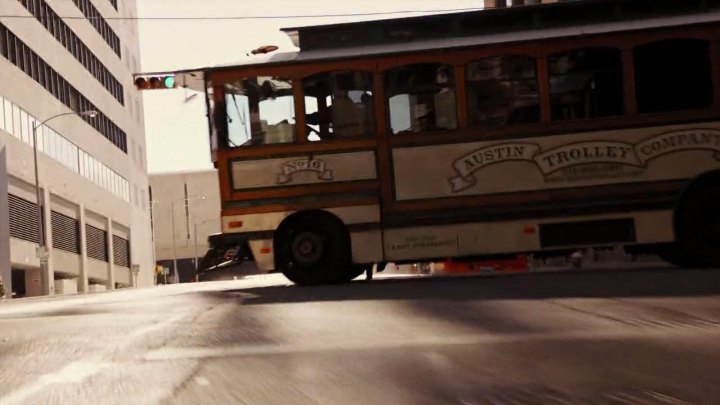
<box><xmin>0</xmin><ymin>0</ymin><xmax>152</xmax><ymax>297</ymax></box>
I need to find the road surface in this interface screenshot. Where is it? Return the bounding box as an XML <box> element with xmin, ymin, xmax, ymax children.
<box><xmin>1</xmin><ymin>268</ymin><xmax>719</xmax><ymax>404</ymax></box>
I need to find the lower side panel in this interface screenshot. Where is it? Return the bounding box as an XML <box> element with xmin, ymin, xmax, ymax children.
<box><xmin>382</xmin><ymin>210</ymin><xmax>674</xmax><ymax>262</ymax></box>
<box><xmin>221</xmin><ymin>209</ymin><xmax>675</xmax><ymax>271</ymax></box>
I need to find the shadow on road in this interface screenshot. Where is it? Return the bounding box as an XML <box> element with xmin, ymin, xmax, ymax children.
<box><xmin>205</xmin><ymin>268</ymin><xmax>720</xmax><ymax>305</ymax></box>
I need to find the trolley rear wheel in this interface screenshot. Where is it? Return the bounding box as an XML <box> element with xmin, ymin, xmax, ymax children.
<box><xmin>675</xmin><ymin>181</ymin><xmax>720</xmax><ymax>267</ymax></box>
<box><xmin>274</xmin><ymin>212</ymin><xmax>353</xmax><ymax>285</ymax></box>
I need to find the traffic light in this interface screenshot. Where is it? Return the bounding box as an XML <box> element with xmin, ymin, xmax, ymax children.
<box><xmin>134</xmin><ymin>75</ymin><xmax>175</xmax><ymax>90</ymax></box>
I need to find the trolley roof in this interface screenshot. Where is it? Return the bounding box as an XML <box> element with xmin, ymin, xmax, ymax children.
<box><xmin>147</xmin><ymin>0</ymin><xmax>720</xmax><ymax>92</ymax></box>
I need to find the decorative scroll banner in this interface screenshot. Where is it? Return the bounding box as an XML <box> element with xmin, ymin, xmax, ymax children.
<box><xmin>449</xmin><ymin>129</ymin><xmax>720</xmax><ymax>192</ymax></box>
<box><xmin>277</xmin><ymin>158</ymin><xmax>334</xmax><ymax>184</ymax></box>
<box><xmin>450</xmin><ymin>143</ymin><xmax>540</xmax><ymax>192</ymax></box>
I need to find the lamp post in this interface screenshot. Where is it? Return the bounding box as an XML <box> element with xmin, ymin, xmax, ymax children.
<box><xmin>33</xmin><ymin>110</ymin><xmax>97</xmax><ymax>295</ymax></box>
<box><xmin>149</xmin><ymin>200</ymin><xmax>160</xmax><ymax>285</ymax></box>
<box><xmin>170</xmin><ymin>200</ymin><xmax>178</xmax><ymax>281</ymax></box>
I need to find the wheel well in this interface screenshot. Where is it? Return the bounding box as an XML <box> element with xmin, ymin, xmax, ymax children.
<box><xmin>199</xmin><ymin>235</ymin><xmax>252</xmax><ymax>272</ymax></box>
<box><xmin>274</xmin><ymin>209</ymin><xmax>351</xmax><ymax>249</ymax></box>
<box><xmin>674</xmin><ymin>170</ymin><xmax>720</xmax><ymax>235</ymax></box>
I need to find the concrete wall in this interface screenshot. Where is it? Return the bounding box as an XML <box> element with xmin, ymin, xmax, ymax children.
<box><xmin>115</xmin><ymin>266</ymin><xmax>132</xmax><ymax>286</ymax></box>
<box><xmin>53</xmin><ymin>250</ymin><xmax>81</xmax><ymax>278</ymax></box>
<box><xmin>87</xmin><ymin>259</ymin><xmax>109</xmax><ymax>284</ymax></box>
<box><xmin>54</xmin><ymin>279</ymin><xmax>77</xmax><ymax>295</ymax></box>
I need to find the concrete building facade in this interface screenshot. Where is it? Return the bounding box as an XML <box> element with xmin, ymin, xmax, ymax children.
<box><xmin>0</xmin><ymin>0</ymin><xmax>152</xmax><ymax>298</ymax></box>
<box><xmin>149</xmin><ymin>170</ymin><xmax>221</xmax><ymax>283</ymax></box>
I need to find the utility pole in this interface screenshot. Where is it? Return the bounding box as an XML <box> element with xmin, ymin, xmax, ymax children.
<box><xmin>194</xmin><ymin>222</ymin><xmax>199</xmax><ymax>272</ymax></box>
<box><xmin>171</xmin><ymin>200</ymin><xmax>178</xmax><ymax>282</ymax></box>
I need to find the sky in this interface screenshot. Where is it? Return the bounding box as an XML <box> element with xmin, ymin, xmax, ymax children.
<box><xmin>137</xmin><ymin>0</ymin><xmax>486</xmax><ymax>173</ymax></box>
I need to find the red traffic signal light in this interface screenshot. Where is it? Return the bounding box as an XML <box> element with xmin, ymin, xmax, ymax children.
<box><xmin>134</xmin><ymin>75</ymin><xmax>175</xmax><ymax>90</ymax></box>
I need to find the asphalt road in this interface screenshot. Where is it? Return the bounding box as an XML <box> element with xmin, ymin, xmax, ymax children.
<box><xmin>1</xmin><ymin>268</ymin><xmax>720</xmax><ymax>404</ymax></box>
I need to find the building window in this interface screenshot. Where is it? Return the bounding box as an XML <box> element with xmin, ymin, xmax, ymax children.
<box><xmin>0</xmin><ymin>24</ymin><xmax>6</xmax><ymax>56</ymax></box>
<box><xmin>8</xmin><ymin>194</ymin><xmax>40</xmax><ymax>243</ymax></box>
<box><xmin>112</xmin><ymin>235</ymin><xmax>130</xmax><ymax>268</ymax></box>
<box><xmin>0</xmin><ymin>96</ymin><xmax>5</xmax><ymax>131</ymax></box>
<box><xmin>466</xmin><ymin>55</ymin><xmax>540</xmax><ymax>127</ymax></box>
<box><xmin>0</xmin><ymin>23</ymin><xmax>127</xmax><ymax>152</ymax></box>
<box><xmin>303</xmin><ymin>71</ymin><xmax>375</xmax><ymax>141</ymax></box>
<box><xmin>86</xmin><ymin>224</ymin><xmax>108</xmax><ymax>262</ymax></box>
<box><xmin>385</xmin><ymin>63</ymin><xmax>457</xmax><ymax>134</ymax></box>
<box><xmin>12</xmin><ymin>105</ymin><xmax>21</xmax><ymax>138</ymax></box>
<box><xmin>69</xmin><ymin>0</ymin><xmax>121</xmax><ymax>56</ymax></box>
<box><xmin>43</xmin><ymin>127</ymin><xmax>53</xmax><ymax>156</ymax></box>
<box><xmin>223</xmin><ymin>77</ymin><xmax>296</xmax><ymax>147</ymax></box>
<box><xmin>51</xmin><ymin>211</ymin><xmax>80</xmax><ymax>254</ymax></box>
<box><xmin>634</xmin><ymin>38</ymin><xmax>712</xmax><ymax>114</ymax></box>
<box><xmin>549</xmin><ymin>48</ymin><xmax>624</xmax><ymax>121</ymax></box>
<box><xmin>19</xmin><ymin>109</ymin><xmax>29</xmax><ymax>144</ymax></box>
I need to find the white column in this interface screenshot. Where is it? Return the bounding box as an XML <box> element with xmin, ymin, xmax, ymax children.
<box><xmin>0</xmin><ymin>144</ymin><xmax>11</xmax><ymax>299</ymax></box>
<box><xmin>77</xmin><ymin>205</ymin><xmax>88</xmax><ymax>293</ymax></box>
<box><xmin>106</xmin><ymin>218</ymin><xmax>115</xmax><ymax>290</ymax></box>
<box><xmin>129</xmin><ymin>229</ymin><xmax>137</xmax><ymax>288</ymax></box>
<box><xmin>42</xmin><ymin>188</ymin><xmax>55</xmax><ymax>295</ymax></box>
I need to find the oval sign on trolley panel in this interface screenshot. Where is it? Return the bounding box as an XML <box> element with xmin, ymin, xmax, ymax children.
<box><xmin>230</xmin><ymin>151</ymin><xmax>377</xmax><ymax>190</ymax></box>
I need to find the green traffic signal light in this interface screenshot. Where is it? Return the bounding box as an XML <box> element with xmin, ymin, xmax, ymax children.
<box><xmin>133</xmin><ymin>75</ymin><xmax>175</xmax><ymax>90</ymax></box>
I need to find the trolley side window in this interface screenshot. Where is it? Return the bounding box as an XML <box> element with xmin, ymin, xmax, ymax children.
<box><xmin>303</xmin><ymin>71</ymin><xmax>375</xmax><ymax>141</ymax></box>
<box><xmin>385</xmin><ymin>63</ymin><xmax>457</xmax><ymax>135</ymax></box>
<box><xmin>223</xmin><ymin>77</ymin><xmax>295</xmax><ymax>147</ymax></box>
<box><xmin>549</xmin><ymin>47</ymin><xmax>624</xmax><ymax>121</ymax></box>
<box><xmin>466</xmin><ymin>55</ymin><xmax>540</xmax><ymax>127</ymax></box>
<box><xmin>634</xmin><ymin>38</ymin><xmax>712</xmax><ymax>114</ymax></box>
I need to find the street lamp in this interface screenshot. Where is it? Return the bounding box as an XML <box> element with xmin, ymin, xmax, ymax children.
<box><xmin>149</xmin><ymin>200</ymin><xmax>160</xmax><ymax>285</ymax></box>
<box><xmin>33</xmin><ymin>110</ymin><xmax>97</xmax><ymax>295</ymax></box>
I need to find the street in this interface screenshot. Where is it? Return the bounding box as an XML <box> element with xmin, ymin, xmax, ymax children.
<box><xmin>1</xmin><ymin>268</ymin><xmax>720</xmax><ymax>404</ymax></box>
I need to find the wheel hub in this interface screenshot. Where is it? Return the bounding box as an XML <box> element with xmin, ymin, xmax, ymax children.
<box><xmin>291</xmin><ymin>231</ymin><xmax>324</xmax><ymax>266</ymax></box>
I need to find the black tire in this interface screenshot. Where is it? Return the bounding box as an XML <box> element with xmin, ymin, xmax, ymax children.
<box><xmin>675</xmin><ymin>182</ymin><xmax>720</xmax><ymax>268</ymax></box>
<box><xmin>275</xmin><ymin>213</ymin><xmax>353</xmax><ymax>285</ymax></box>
